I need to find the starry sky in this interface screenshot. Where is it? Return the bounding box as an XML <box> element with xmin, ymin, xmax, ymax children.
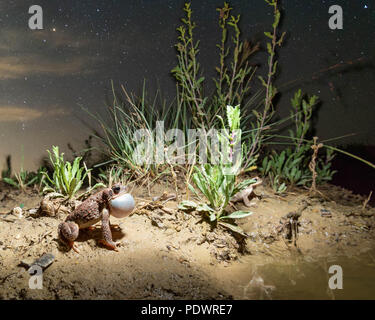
<box><xmin>0</xmin><ymin>0</ymin><xmax>374</xmax><ymax>171</ymax></box>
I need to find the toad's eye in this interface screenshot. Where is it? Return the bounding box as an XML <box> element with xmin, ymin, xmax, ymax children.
<box><xmin>113</xmin><ymin>186</ymin><xmax>121</xmax><ymax>194</ymax></box>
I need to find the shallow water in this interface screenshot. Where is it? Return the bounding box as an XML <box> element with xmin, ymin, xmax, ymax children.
<box><xmin>236</xmin><ymin>250</ymin><xmax>375</xmax><ymax>300</ymax></box>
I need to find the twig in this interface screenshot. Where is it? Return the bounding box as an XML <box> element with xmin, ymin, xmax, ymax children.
<box><xmin>309</xmin><ymin>136</ymin><xmax>323</xmax><ymax>194</ymax></box>
<box><xmin>169</xmin><ymin>164</ymin><xmax>179</xmax><ymax>202</ymax></box>
<box><xmin>362</xmin><ymin>191</ymin><xmax>373</xmax><ymax>211</ymax></box>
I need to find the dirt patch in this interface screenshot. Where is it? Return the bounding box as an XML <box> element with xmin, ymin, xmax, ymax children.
<box><xmin>0</xmin><ymin>180</ymin><xmax>374</xmax><ymax>299</ymax></box>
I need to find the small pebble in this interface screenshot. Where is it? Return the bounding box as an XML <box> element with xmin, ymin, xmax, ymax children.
<box><xmin>20</xmin><ymin>253</ymin><xmax>55</xmax><ymax>270</ymax></box>
<box><xmin>28</xmin><ymin>208</ymin><xmax>38</xmax><ymax>215</ymax></box>
<box><xmin>320</xmin><ymin>208</ymin><xmax>332</xmax><ymax>218</ymax></box>
<box><xmin>12</xmin><ymin>207</ymin><xmax>23</xmax><ymax>219</ymax></box>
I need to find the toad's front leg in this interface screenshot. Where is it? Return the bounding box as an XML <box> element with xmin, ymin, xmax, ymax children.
<box><xmin>99</xmin><ymin>209</ymin><xmax>119</xmax><ymax>251</ymax></box>
<box><xmin>242</xmin><ymin>187</ymin><xmax>254</xmax><ymax>207</ymax></box>
<box><xmin>58</xmin><ymin>221</ymin><xmax>80</xmax><ymax>253</ymax></box>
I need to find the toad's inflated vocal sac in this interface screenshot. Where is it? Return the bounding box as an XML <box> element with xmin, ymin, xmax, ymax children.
<box><xmin>58</xmin><ymin>184</ymin><xmax>135</xmax><ymax>253</ymax></box>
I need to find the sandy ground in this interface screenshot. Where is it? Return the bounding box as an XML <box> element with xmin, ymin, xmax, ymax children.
<box><xmin>0</xmin><ymin>179</ymin><xmax>374</xmax><ymax>300</ymax></box>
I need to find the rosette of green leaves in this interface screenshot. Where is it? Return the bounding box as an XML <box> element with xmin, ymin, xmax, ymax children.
<box><xmin>42</xmin><ymin>146</ymin><xmax>104</xmax><ymax>199</ymax></box>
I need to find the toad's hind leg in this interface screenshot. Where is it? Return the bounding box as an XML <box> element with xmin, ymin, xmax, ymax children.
<box><xmin>99</xmin><ymin>209</ymin><xmax>118</xmax><ymax>251</ymax></box>
<box><xmin>58</xmin><ymin>221</ymin><xmax>80</xmax><ymax>253</ymax></box>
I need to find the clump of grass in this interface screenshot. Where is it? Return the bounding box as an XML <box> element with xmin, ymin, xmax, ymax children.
<box><xmin>2</xmin><ymin>149</ymin><xmax>45</xmax><ymax>192</ymax></box>
<box><xmin>42</xmin><ymin>146</ymin><xmax>104</xmax><ymax>199</ymax></box>
<box><xmin>97</xmin><ymin>166</ymin><xmax>124</xmax><ymax>186</ymax></box>
<box><xmin>3</xmin><ymin>168</ymin><xmax>45</xmax><ymax>192</ymax></box>
<box><xmin>86</xmin><ymin>81</ymin><xmax>187</xmax><ymax>182</ymax></box>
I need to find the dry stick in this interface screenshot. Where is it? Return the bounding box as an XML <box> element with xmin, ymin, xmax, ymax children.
<box><xmin>309</xmin><ymin>136</ymin><xmax>323</xmax><ymax>194</ymax></box>
<box><xmin>305</xmin><ymin>138</ymin><xmax>333</xmax><ymax>202</ymax></box>
<box><xmin>169</xmin><ymin>163</ymin><xmax>179</xmax><ymax>202</ymax></box>
<box><xmin>362</xmin><ymin>191</ymin><xmax>373</xmax><ymax>211</ymax></box>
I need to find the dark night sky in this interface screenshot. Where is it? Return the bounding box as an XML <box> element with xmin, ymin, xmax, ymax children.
<box><xmin>0</xmin><ymin>0</ymin><xmax>374</xmax><ymax>171</ymax></box>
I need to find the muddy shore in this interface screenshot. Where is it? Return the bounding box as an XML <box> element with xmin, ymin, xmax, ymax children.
<box><xmin>0</xmin><ymin>180</ymin><xmax>374</xmax><ymax>299</ymax></box>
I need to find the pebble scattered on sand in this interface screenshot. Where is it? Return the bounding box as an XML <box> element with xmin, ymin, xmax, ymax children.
<box><xmin>12</xmin><ymin>207</ymin><xmax>23</xmax><ymax>218</ymax></box>
<box><xmin>20</xmin><ymin>253</ymin><xmax>55</xmax><ymax>270</ymax></box>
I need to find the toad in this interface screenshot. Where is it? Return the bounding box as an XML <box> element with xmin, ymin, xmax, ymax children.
<box><xmin>58</xmin><ymin>184</ymin><xmax>128</xmax><ymax>253</ymax></box>
<box><xmin>230</xmin><ymin>177</ymin><xmax>263</xmax><ymax>207</ymax></box>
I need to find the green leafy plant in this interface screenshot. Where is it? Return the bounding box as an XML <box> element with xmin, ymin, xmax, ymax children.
<box><xmin>180</xmin><ymin>105</ymin><xmax>257</xmax><ymax>236</ymax></box>
<box><xmin>42</xmin><ymin>146</ymin><xmax>104</xmax><ymax>199</ymax></box>
<box><xmin>241</xmin><ymin>0</ymin><xmax>285</xmax><ymax>172</ymax></box>
<box><xmin>268</xmin><ymin>173</ymin><xmax>287</xmax><ymax>194</ymax></box>
<box><xmin>260</xmin><ymin>89</ymin><xmax>338</xmax><ymax>191</ymax></box>
<box><xmin>315</xmin><ymin>148</ymin><xmax>337</xmax><ymax>184</ymax></box>
<box><xmin>172</xmin><ymin>3</ymin><xmax>207</xmax><ymax>129</ymax></box>
<box><xmin>172</xmin><ymin>2</ymin><xmax>260</xmax><ymax>131</ymax></box>
<box><xmin>212</xmin><ymin>3</ymin><xmax>259</xmax><ymax>120</ymax></box>
<box><xmin>260</xmin><ymin>90</ymin><xmax>315</xmax><ymax>190</ymax></box>
<box><xmin>260</xmin><ymin>147</ymin><xmax>311</xmax><ymax>190</ymax></box>
<box><xmin>180</xmin><ymin>164</ymin><xmax>257</xmax><ymax>235</ymax></box>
